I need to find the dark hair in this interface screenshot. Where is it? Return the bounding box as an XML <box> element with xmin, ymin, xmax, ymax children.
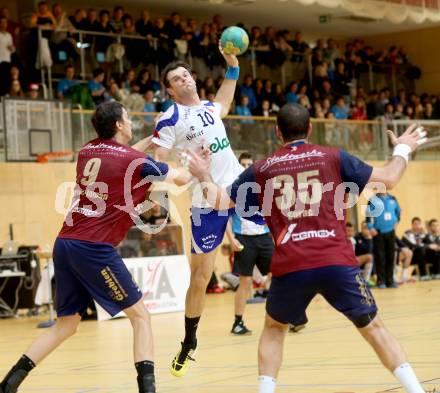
<box><xmin>161</xmin><ymin>61</ymin><xmax>192</xmax><ymax>88</ymax></box>
<box><xmin>37</xmin><ymin>1</ymin><xmax>47</xmax><ymax>7</ymax></box>
<box><xmin>99</xmin><ymin>9</ymin><xmax>109</xmax><ymax>18</ymax></box>
<box><xmin>411</xmin><ymin>217</ymin><xmax>421</xmax><ymax>223</ymax></box>
<box><xmin>346</xmin><ymin>222</ymin><xmax>354</xmax><ymax>228</ymax></box>
<box><xmin>91</xmin><ymin>101</ymin><xmax>124</xmax><ymax>139</ymax></box>
<box><xmin>93</xmin><ymin>68</ymin><xmax>104</xmax><ymax>78</ymax></box>
<box><xmin>428</xmin><ymin>219</ymin><xmax>438</xmax><ymax>227</ymax></box>
<box><xmin>276</xmin><ymin>103</ymin><xmax>310</xmax><ymax>141</ymax></box>
<box><xmin>114</xmin><ymin>5</ymin><xmax>124</xmax><ymax>12</ymax></box>
<box><xmin>238</xmin><ymin>152</ymin><xmax>252</xmax><ymax>162</ymax></box>
<box><xmin>64</xmin><ymin>64</ymin><xmax>74</xmax><ymax>71</ymax></box>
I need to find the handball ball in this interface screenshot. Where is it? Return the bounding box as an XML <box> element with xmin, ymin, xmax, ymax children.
<box><xmin>221</xmin><ymin>26</ymin><xmax>249</xmax><ymax>56</ymax></box>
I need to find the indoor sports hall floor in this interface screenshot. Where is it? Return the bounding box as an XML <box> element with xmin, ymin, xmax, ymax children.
<box><xmin>1</xmin><ymin>281</ymin><xmax>439</xmax><ymax>393</ymax></box>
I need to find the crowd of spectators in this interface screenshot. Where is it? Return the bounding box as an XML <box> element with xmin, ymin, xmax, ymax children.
<box><xmin>346</xmin><ymin>215</ymin><xmax>440</xmax><ymax>288</ymax></box>
<box><xmin>1</xmin><ymin>2</ymin><xmax>440</xmax><ymax>121</ymax></box>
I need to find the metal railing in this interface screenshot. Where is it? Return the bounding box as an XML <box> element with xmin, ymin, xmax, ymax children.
<box><xmin>1</xmin><ymin>100</ymin><xmax>439</xmax><ymax>163</ymax></box>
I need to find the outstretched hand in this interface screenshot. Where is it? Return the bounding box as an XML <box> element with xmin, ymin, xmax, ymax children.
<box><xmin>184</xmin><ymin>145</ymin><xmax>211</xmax><ymax>180</ymax></box>
<box><xmin>219</xmin><ymin>42</ymin><xmax>239</xmax><ymax>67</ymax></box>
<box><xmin>387</xmin><ymin>124</ymin><xmax>427</xmax><ymax>152</ymax></box>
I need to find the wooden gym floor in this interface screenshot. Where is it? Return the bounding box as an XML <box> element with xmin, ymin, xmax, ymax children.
<box><xmin>0</xmin><ymin>281</ymin><xmax>439</xmax><ymax>393</ymax></box>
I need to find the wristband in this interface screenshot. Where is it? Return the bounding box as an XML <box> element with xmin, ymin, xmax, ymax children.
<box><xmin>225</xmin><ymin>66</ymin><xmax>240</xmax><ymax>80</ymax></box>
<box><xmin>392</xmin><ymin>144</ymin><xmax>412</xmax><ymax>163</ymax></box>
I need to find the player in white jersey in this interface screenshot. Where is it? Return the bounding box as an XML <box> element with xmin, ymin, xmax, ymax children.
<box><xmin>152</xmin><ymin>47</ymin><xmax>243</xmax><ymax>377</ymax></box>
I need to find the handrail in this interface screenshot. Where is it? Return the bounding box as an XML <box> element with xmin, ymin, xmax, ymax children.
<box><xmin>70</xmin><ymin>108</ymin><xmax>383</xmax><ymax>124</ymax></box>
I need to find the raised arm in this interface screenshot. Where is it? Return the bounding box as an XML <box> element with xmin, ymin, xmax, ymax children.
<box><xmin>185</xmin><ymin>148</ymin><xmax>234</xmax><ymax>210</ymax></box>
<box><xmin>368</xmin><ymin>124</ymin><xmax>427</xmax><ymax>189</ymax></box>
<box><xmin>131</xmin><ymin>135</ymin><xmax>153</xmax><ymax>153</ymax></box>
<box><xmin>214</xmin><ymin>44</ymin><xmax>240</xmax><ymax>118</ymax></box>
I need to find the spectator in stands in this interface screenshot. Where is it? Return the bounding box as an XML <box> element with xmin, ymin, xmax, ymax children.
<box><xmin>297</xmin><ymin>84</ymin><xmax>311</xmax><ymax>109</ymax></box>
<box><xmin>423</xmin><ymin>219</ymin><xmax>440</xmax><ymax>279</ymax></box>
<box><xmin>330</xmin><ymin>96</ymin><xmax>349</xmax><ymax>120</ymax></box>
<box><xmin>366</xmin><ymin>192</ymin><xmax>401</xmax><ymax>288</ymax></box>
<box><xmin>351</xmin><ymin>98</ymin><xmax>368</xmax><ymax>120</ymax></box>
<box><xmin>291</xmin><ymin>31</ymin><xmax>308</xmax><ymax>62</ymax></box>
<box><xmin>239</xmin><ymin>74</ymin><xmax>257</xmax><ymax>112</ymax></box>
<box><xmin>333</xmin><ymin>60</ymin><xmax>350</xmax><ymax>97</ymax></box>
<box><xmin>253</xmin><ymin>78</ymin><xmax>264</xmax><ymax>108</ymax></box>
<box><xmin>393</xmin><ymin>103</ymin><xmax>406</xmax><ymax>120</ymax></box>
<box><xmin>36</xmin><ymin>1</ymin><xmax>56</xmax><ymax>31</ymax></box>
<box><xmin>203</xmin><ymin>76</ymin><xmax>216</xmax><ymax>95</ymax></box>
<box><xmin>7</xmin><ymin>79</ymin><xmax>24</xmax><ymax>97</ymax></box>
<box><xmin>402</xmin><ymin>217</ymin><xmax>428</xmax><ymax>280</ymax></box>
<box><xmin>424</xmin><ymin>102</ymin><xmax>435</xmax><ymax>119</ymax></box>
<box><xmin>285</xmin><ymin>81</ymin><xmax>298</xmax><ymax>104</ymax></box>
<box><xmin>110</xmin><ymin>6</ymin><xmax>124</xmax><ymax>33</ymax></box>
<box><xmin>320</xmin><ymin>79</ymin><xmax>333</xmax><ymax>102</ymax></box>
<box><xmin>84</xmin><ymin>8</ymin><xmax>100</xmax><ymax>32</ymax></box>
<box><xmin>88</xmin><ymin>67</ymin><xmax>107</xmax><ymax>105</ymax></box>
<box><xmin>68</xmin><ymin>8</ymin><xmax>86</xmax><ymax>31</ymax></box>
<box><xmin>6</xmin><ymin>65</ymin><xmax>26</xmax><ymax>93</ymax></box>
<box><xmin>122</xmin><ymin>83</ymin><xmax>144</xmax><ymax>112</ymax></box>
<box><xmin>256</xmin><ymin>99</ymin><xmax>274</xmax><ymax>117</ymax></box>
<box><xmin>383</xmin><ymin>103</ymin><xmax>395</xmax><ymax>122</ymax></box>
<box><xmin>136</xmin><ymin>10</ymin><xmax>154</xmax><ymax>37</ymax></box>
<box><xmin>137</xmin><ymin>68</ymin><xmax>159</xmax><ymax>94</ymax></box>
<box><xmin>122</xmin><ymin>14</ymin><xmax>139</xmax><ymax>67</ymax></box>
<box><xmin>27</xmin><ymin>83</ymin><xmax>40</xmax><ymax>99</ymax></box>
<box><xmin>404</xmin><ymin>105</ymin><xmax>414</xmax><ymax>119</ymax></box>
<box><xmin>57</xmin><ymin>64</ymin><xmax>79</xmax><ymax>100</ymax></box>
<box><xmin>95</xmin><ymin>9</ymin><xmax>114</xmax><ymax>60</ymax></box>
<box><xmin>235</xmin><ymin>95</ymin><xmax>254</xmax><ymax>124</ymax></box>
<box><xmin>261</xmin><ymin>79</ymin><xmax>275</xmax><ymax>106</ymax></box>
<box><xmin>165</xmin><ymin>11</ymin><xmax>183</xmax><ymax>41</ymax></box>
<box><xmin>143</xmin><ymin>89</ymin><xmax>156</xmax><ymax>122</ymax></box>
<box><xmin>395</xmin><ymin>237</ymin><xmax>414</xmax><ymax>284</ymax></box>
<box><xmin>366</xmin><ymin>90</ymin><xmax>385</xmax><ymax>119</ymax></box>
<box><xmin>153</xmin><ymin>17</ymin><xmax>174</xmax><ymax>69</ymax></box>
<box><xmin>0</xmin><ymin>7</ymin><xmax>19</xmax><ymax>47</ymax></box>
<box><xmin>273</xmin><ymin>83</ymin><xmax>285</xmax><ymax>110</ymax></box>
<box><xmin>0</xmin><ymin>16</ymin><xmax>14</xmax><ymax>90</ymax></box>
<box><xmin>51</xmin><ymin>3</ymin><xmax>78</xmax><ymax>62</ymax></box>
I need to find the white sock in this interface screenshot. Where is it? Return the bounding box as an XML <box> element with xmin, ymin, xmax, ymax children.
<box><xmin>258</xmin><ymin>375</ymin><xmax>276</xmax><ymax>393</ymax></box>
<box><xmin>393</xmin><ymin>363</ymin><xmax>425</xmax><ymax>393</ymax></box>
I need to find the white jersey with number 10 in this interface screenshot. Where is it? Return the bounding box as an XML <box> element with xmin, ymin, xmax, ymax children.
<box><xmin>152</xmin><ymin>101</ymin><xmax>243</xmax><ymax>188</ymax></box>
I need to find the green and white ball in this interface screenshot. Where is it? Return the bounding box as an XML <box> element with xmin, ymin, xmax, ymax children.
<box><xmin>220</xmin><ymin>26</ymin><xmax>249</xmax><ymax>56</ymax></box>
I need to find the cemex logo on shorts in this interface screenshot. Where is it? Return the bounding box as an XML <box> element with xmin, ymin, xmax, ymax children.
<box><xmin>101</xmin><ymin>266</ymin><xmax>128</xmax><ymax>301</ymax></box>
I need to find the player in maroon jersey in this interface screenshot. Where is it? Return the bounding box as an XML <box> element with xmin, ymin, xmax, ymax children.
<box><xmin>0</xmin><ymin>101</ymin><xmax>191</xmax><ymax>393</ymax></box>
<box><xmin>186</xmin><ymin>103</ymin><xmax>427</xmax><ymax>393</ymax></box>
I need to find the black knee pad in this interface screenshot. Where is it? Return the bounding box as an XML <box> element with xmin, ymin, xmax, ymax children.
<box><xmin>351</xmin><ymin>310</ymin><xmax>377</xmax><ymax>328</ymax></box>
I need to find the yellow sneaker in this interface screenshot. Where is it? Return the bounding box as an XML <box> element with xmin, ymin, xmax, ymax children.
<box><xmin>170</xmin><ymin>342</ymin><xmax>197</xmax><ymax>377</ymax></box>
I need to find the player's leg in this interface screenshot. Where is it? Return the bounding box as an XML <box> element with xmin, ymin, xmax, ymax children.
<box><xmin>259</xmin><ymin>270</ymin><xmax>315</xmax><ymax>393</ymax></box>
<box><xmin>322</xmin><ymin>266</ymin><xmax>424</xmax><ymax>393</ymax></box>
<box><xmin>67</xmin><ymin>240</ymin><xmax>153</xmax><ymax>392</ymax></box>
<box><xmin>358</xmin><ymin>316</ymin><xmax>424</xmax><ymax>393</ymax></box>
<box><xmin>171</xmin><ymin>209</ymin><xmax>229</xmax><ymax>377</ymax></box>
<box><xmin>170</xmin><ymin>249</ymin><xmax>217</xmax><ymax>377</ymax></box>
<box><xmin>0</xmin><ymin>238</ymin><xmax>88</xmax><ymax>393</ymax></box>
<box><xmin>124</xmin><ymin>300</ymin><xmax>155</xmax><ymax>393</ymax></box>
<box><xmin>233</xmin><ymin>275</ymin><xmax>253</xmax><ymax>334</ymax></box>
<box><xmin>232</xmin><ymin>234</ymin><xmax>257</xmax><ymax>335</ymax></box>
<box><xmin>258</xmin><ymin>314</ymin><xmax>288</xmax><ymax>393</ymax></box>
<box><xmin>0</xmin><ymin>314</ymin><xmax>81</xmax><ymax>393</ymax></box>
